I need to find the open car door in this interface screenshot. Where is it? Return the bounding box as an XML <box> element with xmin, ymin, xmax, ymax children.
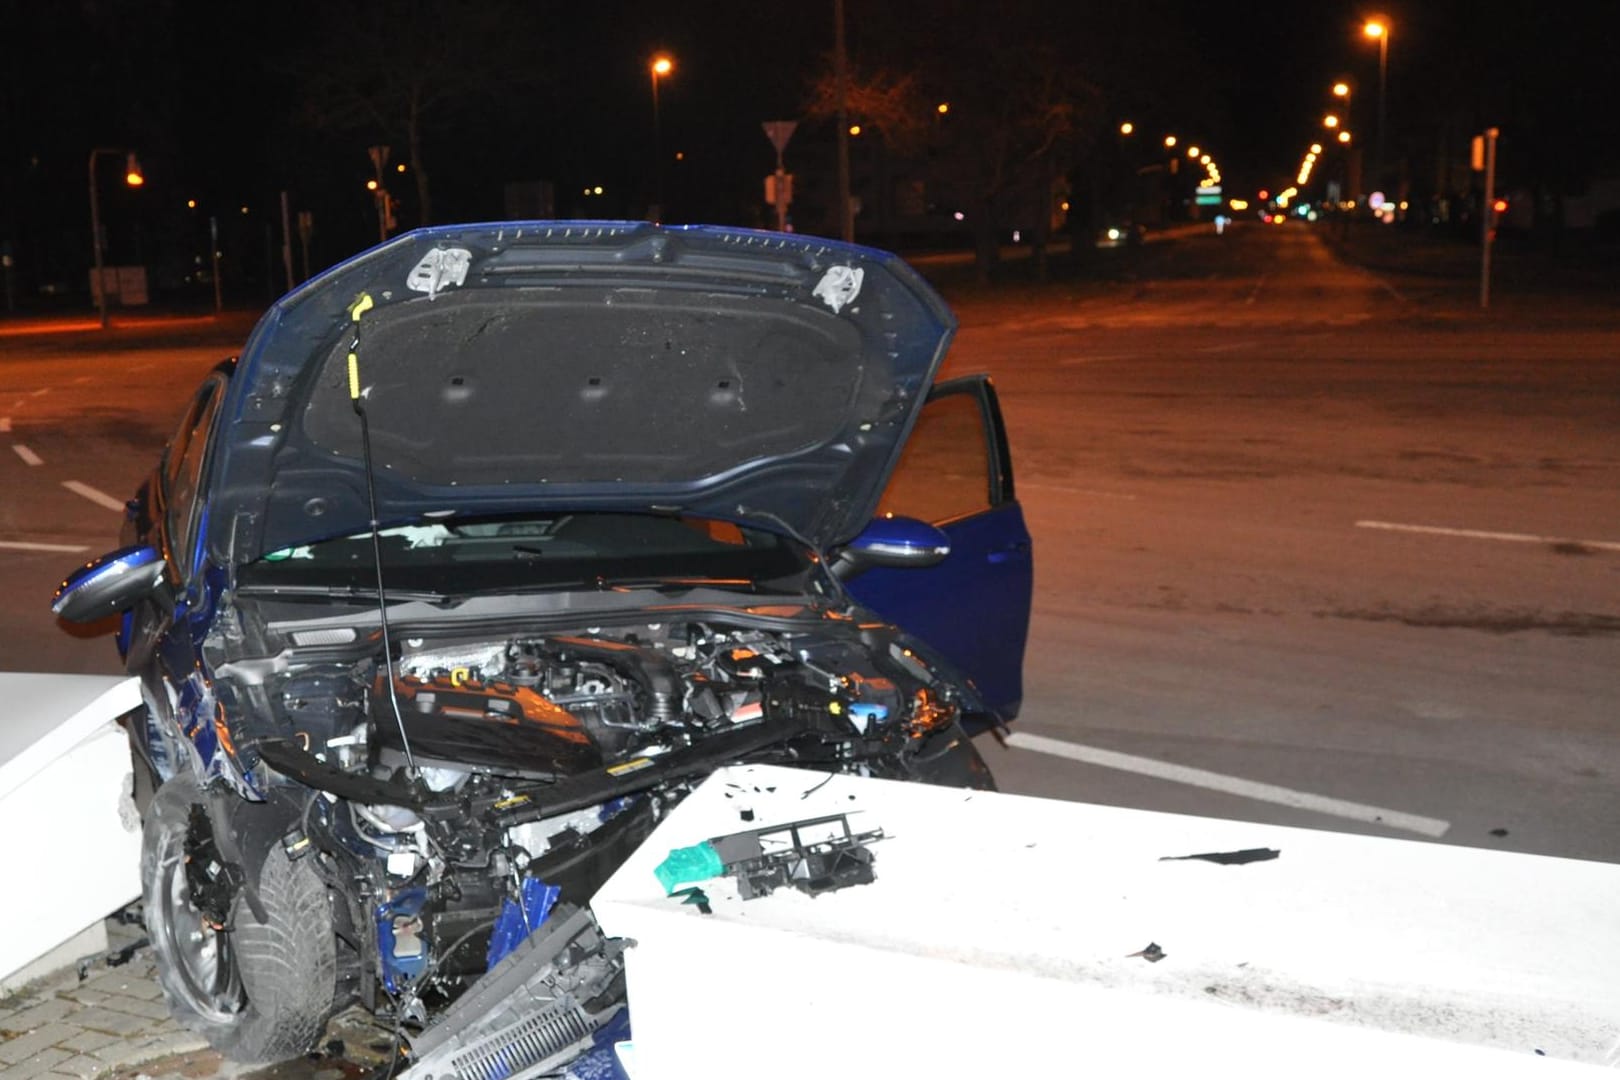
<box><xmin>842</xmin><ymin>375</ymin><xmax>1032</xmax><ymax>725</ymax></box>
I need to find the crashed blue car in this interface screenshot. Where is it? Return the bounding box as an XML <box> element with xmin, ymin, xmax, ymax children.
<box><xmin>53</xmin><ymin>223</ymin><xmax>1031</xmax><ymax>1072</ymax></box>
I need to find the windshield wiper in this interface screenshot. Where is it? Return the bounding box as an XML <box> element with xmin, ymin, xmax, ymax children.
<box><xmin>597</xmin><ymin>576</ymin><xmax>763</xmax><ymax>595</ymax></box>
<box><xmin>236</xmin><ymin>583</ymin><xmax>457</xmax><ymax>603</ymax></box>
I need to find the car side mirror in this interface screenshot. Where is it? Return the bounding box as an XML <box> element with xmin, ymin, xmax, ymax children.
<box><xmin>832</xmin><ymin>516</ymin><xmax>951</xmax><ymax>580</ymax></box>
<box><xmin>52</xmin><ymin>545</ymin><xmax>167</xmax><ymax>623</ymax></box>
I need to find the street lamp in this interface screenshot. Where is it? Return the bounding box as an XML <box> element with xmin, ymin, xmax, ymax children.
<box><xmin>1323</xmin><ymin>114</ymin><xmax>1340</xmax><ymax>129</ymax></box>
<box><xmin>1363</xmin><ymin>18</ymin><xmax>1390</xmax><ymax>185</ymax></box>
<box><xmin>649</xmin><ymin>53</ymin><xmax>674</xmax><ymax>219</ymax></box>
<box><xmin>87</xmin><ymin>149</ymin><xmax>142</xmax><ymax>329</ymax></box>
<box><xmin>1163</xmin><ymin>134</ymin><xmax>1177</xmax><ymax>148</ymax></box>
<box><xmin>1119</xmin><ymin>121</ymin><xmax>1134</xmax><ymax>136</ymax></box>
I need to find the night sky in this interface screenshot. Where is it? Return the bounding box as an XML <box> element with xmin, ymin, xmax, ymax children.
<box><xmin>3</xmin><ymin>0</ymin><xmax>1618</xmax><ymax>293</ymax></box>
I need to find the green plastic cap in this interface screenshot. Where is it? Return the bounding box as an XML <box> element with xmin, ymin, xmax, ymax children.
<box><xmin>655</xmin><ymin>841</ymin><xmax>725</xmax><ymax>894</ymax></box>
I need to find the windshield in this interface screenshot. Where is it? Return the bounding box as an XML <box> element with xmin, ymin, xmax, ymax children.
<box><xmin>236</xmin><ymin>512</ymin><xmax>818</xmax><ymax>598</ymax></box>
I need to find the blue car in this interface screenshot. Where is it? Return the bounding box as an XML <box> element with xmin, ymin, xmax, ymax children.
<box><xmin>52</xmin><ymin>223</ymin><xmax>1031</xmax><ymax>1071</ymax></box>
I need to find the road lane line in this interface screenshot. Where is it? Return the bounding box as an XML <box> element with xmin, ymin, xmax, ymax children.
<box><xmin>0</xmin><ymin>540</ymin><xmax>89</xmax><ymax>553</ymax></box>
<box><xmin>1356</xmin><ymin>520</ymin><xmax>1620</xmax><ymax>553</ymax></box>
<box><xmin>12</xmin><ymin>444</ymin><xmax>43</xmax><ymax>466</ymax></box>
<box><xmin>1195</xmin><ymin>340</ymin><xmax>1259</xmax><ymax>354</ymax></box>
<box><xmin>62</xmin><ymin>480</ymin><xmax>128</xmax><ymax>512</ymax></box>
<box><xmin>1022</xmin><ymin>482</ymin><xmax>1138</xmax><ymax>501</ymax></box>
<box><xmin>1060</xmin><ymin>353</ymin><xmax>1139</xmax><ymax>365</ymax></box>
<box><xmin>30</xmin><ymin>387</ymin><xmax>50</xmax><ymax>397</ymax></box>
<box><xmin>1005</xmin><ymin>731</ymin><xmax>1452</xmax><ymax>837</ymax></box>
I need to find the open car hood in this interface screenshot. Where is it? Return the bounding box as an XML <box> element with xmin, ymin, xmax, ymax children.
<box><xmin>205</xmin><ymin>222</ymin><xmax>955</xmax><ymax>565</ymax></box>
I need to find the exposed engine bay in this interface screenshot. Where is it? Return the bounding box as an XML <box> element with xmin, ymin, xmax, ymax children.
<box><xmin>196</xmin><ymin>608</ymin><xmax>988</xmax><ymax>1053</ymax></box>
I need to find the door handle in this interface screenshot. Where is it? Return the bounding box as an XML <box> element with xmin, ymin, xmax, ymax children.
<box><xmin>986</xmin><ymin>541</ymin><xmax>1031</xmax><ymax>564</ymax></box>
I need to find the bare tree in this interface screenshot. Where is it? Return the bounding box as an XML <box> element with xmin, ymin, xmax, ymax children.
<box><xmin>284</xmin><ymin>1</ymin><xmax>542</xmax><ymax>228</ymax></box>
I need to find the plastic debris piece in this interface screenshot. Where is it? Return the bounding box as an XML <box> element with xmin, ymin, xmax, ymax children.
<box><xmin>1159</xmin><ymin>847</ymin><xmax>1280</xmax><ymax>866</ymax></box>
<box><xmin>654</xmin><ymin>840</ymin><xmax>725</xmax><ymax>893</ymax></box>
<box><xmin>668</xmin><ymin>887</ymin><xmax>712</xmax><ymax>915</ymax></box>
<box><xmin>1128</xmin><ymin>942</ymin><xmax>1167</xmax><ymax>963</ymax></box>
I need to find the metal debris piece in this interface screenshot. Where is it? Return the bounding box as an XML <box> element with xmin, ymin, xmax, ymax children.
<box><xmin>1128</xmin><ymin>942</ymin><xmax>1167</xmax><ymax>963</ymax></box>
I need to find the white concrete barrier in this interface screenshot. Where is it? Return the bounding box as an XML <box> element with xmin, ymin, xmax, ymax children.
<box><xmin>594</xmin><ymin>763</ymin><xmax>1620</xmax><ymax>1077</ymax></box>
<box><xmin>0</xmin><ymin>674</ymin><xmax>142</xmax><ymax>988</ymax></box>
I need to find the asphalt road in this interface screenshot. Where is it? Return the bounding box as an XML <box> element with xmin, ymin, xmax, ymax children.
<box><xmin>3</xmin><ymin>222</ymin><xmax>1616</xmax><ymax>862</ymax></box>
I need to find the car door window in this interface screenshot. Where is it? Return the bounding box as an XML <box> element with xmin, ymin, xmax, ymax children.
<box><xmin>163</xmin><ymin>380</ymin><xmax>222</xmax><ymax>575</ymax></box>
<box><xmin>876</xmin><ymin>392</ymin><xmax>995</xmax><ymax>525</ymax></box>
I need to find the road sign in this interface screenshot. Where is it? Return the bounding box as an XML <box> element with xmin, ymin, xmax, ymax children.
<box><xmin>762</xmin><ymin>121</ymin><xmax>797</xmax><ymax>154</ymax></box>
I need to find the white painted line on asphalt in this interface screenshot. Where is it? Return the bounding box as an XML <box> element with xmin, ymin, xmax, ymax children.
<box><xmin>1022</xmin><ymin>481</ymin><xmax>1139</xmax><ymax>501</ymax></box>
<box><xmin>0</xmin><ymin>417</ymin><xmax>10</xmax><ymax>432</ymax></box>
<box><xmin>12</xmin><ymin>444</ymin><xmax>43</xmax><ymax>467</ymax></box>
<box><xmin>1194</xmin><ymin>340</ymin><xmax>1259</xmax><ymax>354</ymax></box>
<box><xmin>30</xmin><ymin>387</ymin><xmax>50</xmax><ymax>397</ymax></box>
<box><xmin>0</xmin><ymin>540</ymin><xmax>89</xmax><ymax>553</ymax></box>
<box><xmin>1005</xmin><ymin>731</ymin><xmax>1452</xmax><ymax>837</ymax></box>
<box><xmin>62</xmin><ymin>480</ymin><xmax>127</xmax><ymax>512</ymax></box>
<box><xmin>73</xmin><ymin>375</ymin><xmax>92</xmax><ymax>384</ymax></box>
<box><xmin>1356</xmin><ymin>520</ymin><xmax>1620</xmax><ymax>553</ymax></box>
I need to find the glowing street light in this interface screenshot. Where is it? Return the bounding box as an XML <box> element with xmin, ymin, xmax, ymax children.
<box><xmin>1323</xmin><ymin>114</ymin><xmax>1340</xmax><ymax>129</ymax></box>
<box><xmin>1338</xmin><ymin>130</ymin><xmax>1353</xmax><ymax>144</ymax></box>
<box><xmin>1333</xmin><ymin>81</ymin><xmax>1351</xmax><ymax>98</ymax></box>
<box><xmin>936</xmin><ymin>102</ymin><xmax>950</xmax><ymax>115</ymax></box>
<box><xmin>1187</xmin><ymin>144</ymin><xmax>1201</xmax><ymax>158</ymax></box>
<box><xmin>1310</xmin><ymin>142</ymin><xmax>1324</xmax><ymax>154</ymax></box>
<box><xmin>649</xmin><ymin>53</ymin><xmax>675</xmax><ymax>217</ymax></box>
<box><xmin>1119</xmin><ymin>121</ymin><xmax>1134</xmax><ymax>135</ymax></box>
<box><xmin>87</xmin><ymin>148</ymin><xmax>143</xmax><ymax>328</ymax></box>
<box><xmin>1363</xmin><ymin>17</ymin><xmax>1390</xmax><ymax>184</ymax></box>
<box><xmin>1164</xmin><ymin>134</ymin><xmax>1177</xmax><ymax>148</ymax></box>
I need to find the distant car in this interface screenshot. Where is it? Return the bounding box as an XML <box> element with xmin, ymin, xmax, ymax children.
<box><xmin>1095</xmin><ymin>221</ymin><xmax>1146</xmax><ymax>249</ymax></box>
<box><xmin>53</xmin><ymin>223</ymin><xmax>1032</xmax><ymax>1071</ymax></box>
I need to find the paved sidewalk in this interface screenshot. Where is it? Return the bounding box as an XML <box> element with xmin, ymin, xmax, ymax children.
<box><xmin>0</xmin><ymin>917</ymin><xmax>208</xmax><ymax>1080</ymax></box>
<box><xmin>0</xmin><ymin>916</ymin><xmax>381</xmax><ymax>1080</ymax></box>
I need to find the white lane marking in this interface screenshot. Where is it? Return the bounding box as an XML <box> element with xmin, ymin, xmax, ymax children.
<box><xmin>1194</xmin><ymin>340</ymin><xmax>1259</xmax><ymax>354</ymax></box>
<box><xmin>0</xmin><ymin>417</ymin><xmax>10</xmax><ymax>432</ymax></box>
<box><xmin>73</xmin><ymin>375</ymin><xmax>92</xmax><ymax>384</ymax></box>
<box><xmin>1356</xmin><ymin>520</ymin><xmax>1620</xmax><ymax>553</ymax></box>
<box><xmin>30</xmin><ymin>387</ymin><xmax>50</xmax><ymax>397</ymax></box>
<box><xmin>1022</xmin><ymin>482</ymin><xmax>1138</xmax><ymax>501</ymax></box>
<box><xmin>1375</xmin><ymin>277</ymin><xmax>1406</xmax><ymax>303</ymax></box>
<box><xmin>1244</xmin><ymin>273</ymin><xmax>1270</xmax><ymax>305</ymax></box>
<box><xmin>62</xmin><ymin>480</ymin><xmax>128</xmax><ymax>512</ymax></box>
<box><xmin>12</xmin><ymin>444</ymin><xmax>43</xmax><ymax>466</ymax></box>
<box><xmin>0</xmin><ymin>540</ymin><xmax>90</xmax><ymax>553</ymax></box>
<box><xmin>1005</xmin><ymin>731</ymin><xmax>1452</xmax><ymax>837</ymax></box>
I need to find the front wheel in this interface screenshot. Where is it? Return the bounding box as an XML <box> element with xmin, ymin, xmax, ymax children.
<box><xmin>142</xmin><ymin>777</ymin><xmax>339</xmax><ymax>1064</ymax></box>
